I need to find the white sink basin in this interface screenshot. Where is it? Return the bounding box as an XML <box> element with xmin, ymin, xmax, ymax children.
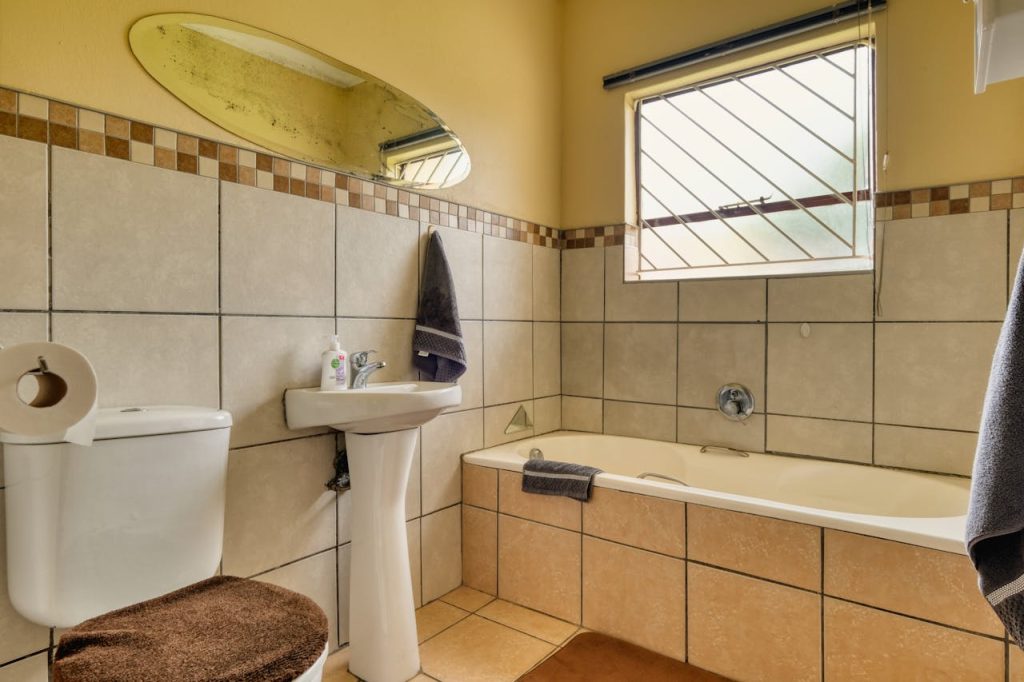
<box><xmin>284</xmin><ymin>381</ymin><xmax>461</xmax><ymax>434</ymax></box>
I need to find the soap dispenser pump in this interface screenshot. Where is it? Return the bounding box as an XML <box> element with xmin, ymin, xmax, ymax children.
<box><xmin>320</xmin><ymin>335</ymin><xmax>348</xmax><ymax>391</ymax></box>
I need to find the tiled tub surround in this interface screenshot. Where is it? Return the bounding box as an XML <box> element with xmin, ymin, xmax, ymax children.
<box><xmin>0</xmin><ymin>105</ymin><xmax>562</xmax><ymax>676</ymax></box>
<box><xmin>560</xmin><ymin>206</ymin><xmax>1024</xmax><ymax>478</ymax></box>
<box><xmin>461</xmin><ymin>459</ymin><xmax>1009</xmax><ymax>681</ymax></box>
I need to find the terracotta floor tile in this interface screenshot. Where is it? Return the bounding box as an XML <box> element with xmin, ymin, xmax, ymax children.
<box><xmin>478</xmin><ymin>599</ymin><xmax>578</xmax><ymax>645</ymax></box>
<box><xmin>417</xmin><ymin>600</ymin><xmax>470</xmax><ymax>643</ymax></box>
<box><xmin>420</xmin><ymin>615</ymin><xmax>554</xmax><ymax>682</ymax></box>
<box><xmin>440</xmin><ymin>585</ymin><xmax>495</xmax><ymax>612</ymax></box>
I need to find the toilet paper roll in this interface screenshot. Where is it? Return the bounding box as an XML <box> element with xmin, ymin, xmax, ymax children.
<box><xmin>0</xmin><ymin>342</ymin><xmax>98</xmax><ymax>445</ymax></box>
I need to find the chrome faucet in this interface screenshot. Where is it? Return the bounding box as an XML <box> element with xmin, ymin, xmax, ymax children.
<box><xmin>351</xmin><ymin>350</ymin><xmax>386</xmax><ymax>389</ymax></box>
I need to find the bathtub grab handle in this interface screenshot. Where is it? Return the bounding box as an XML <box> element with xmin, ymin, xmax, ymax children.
<box><xmin>638</xmin><ymin>472</ymin><xmax>689</xmax><ymax>487</ymax></box>
<box><xmin>699</xmin><ymin>444</ymin><xmax>750</xmax><ymax>458</ymax></box>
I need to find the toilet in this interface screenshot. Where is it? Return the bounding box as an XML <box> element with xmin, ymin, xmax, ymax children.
<box><xmin>1</xmin><ymin>406</ymin><xmax>329</xmax><ymax>681</ymax></box>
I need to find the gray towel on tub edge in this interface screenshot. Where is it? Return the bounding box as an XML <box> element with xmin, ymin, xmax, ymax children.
<box><xmin>522</xmin><ymin>459</ymin><xmax>602</xmax><ymax>502</ymax></box>
<box><xmin>967</xmin><ymin>253</ymin><xmax>1024</xmax><ymax>642</ymax></box>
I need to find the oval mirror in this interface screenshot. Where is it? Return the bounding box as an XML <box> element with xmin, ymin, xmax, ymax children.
<box><xmin>129</xmin><ymin>14</ymin><xmax>470</xmax><ymax>189</ymax></box>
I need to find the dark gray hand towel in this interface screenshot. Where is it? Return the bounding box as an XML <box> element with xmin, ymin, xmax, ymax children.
<box><xmin>967</xmin><ymin>254</ymin><xmax>1024</xmax><ymax>642</ymax></box>
<box><xmin>414</xmin><ymin>230</ymin><xmax>467</xmax><ymax>382</ymax></box>
<box><xmin>522</xmin><ymin>459</ymin><xmax>602</xmax><ymax>502</ymax></box>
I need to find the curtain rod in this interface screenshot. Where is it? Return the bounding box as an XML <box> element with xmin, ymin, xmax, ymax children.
<box><xmin>602</xmin><ymin>0</ymin><xmax>886</xmax><ymax>90</ymax></box>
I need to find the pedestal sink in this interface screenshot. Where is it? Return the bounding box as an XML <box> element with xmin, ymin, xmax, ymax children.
<box><xmin>285</xmin><ymin>382</ymin><xmax>462</xmax><ymax>682</ymax></box>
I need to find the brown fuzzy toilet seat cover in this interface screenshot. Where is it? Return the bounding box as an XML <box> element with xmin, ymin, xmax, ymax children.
<box><xmin>53</xmin><ymin>576</ymin><xmax>328</xmax><ymax>682</ymax></box>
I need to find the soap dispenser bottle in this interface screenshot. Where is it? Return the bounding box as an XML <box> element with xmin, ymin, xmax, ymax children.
<box><xmin>320</xmin><ymin>335</ymin><xmax>348</xmax><ymax>391</ymax></box>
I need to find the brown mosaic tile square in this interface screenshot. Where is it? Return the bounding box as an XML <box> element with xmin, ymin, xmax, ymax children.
<box><xmin>104</xmin><ymin>115</ymin><xmax>129</xmax><ymax>139</ymax></box>
<box><xmin>238</xmin><ymin>165</ymin><xmax>256</xmax><ymax>186</ymax></box>
<box><xmin>49</xmin><ymin>123</ymin><xmax>77</xmax><ymax>149</ymax></box>
<box><xmin>372</xmin><ymin>183</ymin><xmax>384</xmax><ymax>199</ymax></box>
<box><xmin>154</xmin><ymin>146</ymin><xmax>176</xmax><ymax>169</ymax></box>
<box><xmin>176</xmin><ymin>151</ymin><xmax>197</xmax><ymax>173</ymax></box>
<box><xmin>198</xmin><ymin>139</ymin><xmax>218</xmax><ymax>159</ymax></box>
<box><xmin>949</xmin><ymin>198</ymin><xmax>970</xmax><ymax>214</ymax></box>
<box><xmin>17</xmin><ymin>116</ymin><xmax>47</xmax><ymax>142</ymax></box>
<box><xmin>272</xmin><ymin>157</ymin><xmax>289</xmax><ymax>176</ymax></box>
<box><xmin>910</xmin><ymin>189</ymin><xmax>930</xmax><ymax>204</ymax></box>
<box><xmin>218</xmin><ymin>144</ymin><xmax>237</xmax><ymax>164</ymax></box>
<box><xmin>288</xmin><ymin>178</ymin><xmax>303</xmax><ymax>196</ymax></box>
<box><xmin>361</xmin><ymin>194</ymin><xmax>375</xmax><ymax>210</ymax></box>
<box><xmin>176</xmin><ymin>134</ymin><xmax>198</xmax><ymax>155</ymax></box>
<box><xmin>305</xmin><ymin>166</ymin><xmax>320</xmax><ymax>184</ymax></box>
<box><xmin>929</xmin><ymin>200</ymin><xmax>950</xmax><ymax>216</ymax></box>
<box><xmin>304</xmin><ymin>181</ymin><xmax>319</xmax><ymax>199</ymax></box>
<box><xmin>273</xmin><ymin>174</ymin><xmax>289</xmax><ymax>193</ymax></box>
<box><xmin>419</xmin><ymin>195</ymin><xmax>430</xmax><ymax>209</ymax></box>
<box><xmin>335</xmin><ymin>174</ymin><xmax>348</xmax><ymax>190</ymax></box>
<box><xmin>219</xmin><ymin>162</ymin><xmax>237</xmax><ymax>182</ymax></box>
<box><xmin>348</xmin><ymin>191</ymin><xmax>360</xmax><ymax>205</ymax></box>
<box><xmin>892</xmin><ymin>204</ymin><xmax>911</xmax><ymax>220</ymax></box>
<box><xmin>0</xmin><ymin>111</ymin><xmax>15</xmax><ymax>137</ymax></box>
<box><xmin>78</xmin><ymin>129</ymin><xmax>104</xmax><ymax>154</ymax></box>
<box><xmin>929</xmin><ymin>187</ymin><xmax>950</xmax><ymax>201</ymax></box>
<box><xmin>1013</xmin><ymin>178</ymin><xmax>1024</xmax><ymax>194</ymax></box>
<box><xmin>48</xmin><ymin>101</ymin><xmax>76</xmax><ymax>127</ymax></box>
<box><xmin>892</xmin><ymin>191</ymin><xmax>911</xmax><ymax>205</ymax></box>
<box><xmin>0</xmin><ymin>88</ymin><xmax>16</xmax><ymax>113</ymax></box>
<box><xmin>255</xmin><ymin>153</ymin><xmax>273</xmax><ymax>172</ymax></box>
<box><xmin>970</xmin><ymin>182</ymin><xmax>991</xmax><ymax>197</ymax></box>
<box><xmin>320</xmin><ymin>185</ymin><xmax>335</xmax><ymax>202</ymax></box>
<box><xmin>129</xmin><ymin>121</ymin><xmax>153</xmax><ymax>144</ymax></box>
<box><xmin>386</xmin><ymin>200</ymin><xmax>398</xmax><ymax>216</ymax></box>
<box><xmin>992</xmin><ymin>193</ymin><xmax>1012</xmax><ymax>210</ymax></box>
<box><xmin>409</xmin><ymin>206</ymin><xmax>420</xmax><ymax>221</ymax></box>
<box><xmin>106</xmin><ymin>136</ymin><xmax>129</xmax><ymax>160</ymax></box>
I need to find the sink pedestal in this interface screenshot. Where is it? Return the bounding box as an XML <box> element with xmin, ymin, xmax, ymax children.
<box><xmin>346</xmin><ymin>428</ymin><xmax>420</xmax><ymax>682</ymax></box>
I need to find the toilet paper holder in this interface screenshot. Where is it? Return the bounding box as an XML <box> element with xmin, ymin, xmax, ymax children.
<box><xmin>27</xmin><ymin>356</ymin><xmax>50</xmax><ymax>375</ymax></box>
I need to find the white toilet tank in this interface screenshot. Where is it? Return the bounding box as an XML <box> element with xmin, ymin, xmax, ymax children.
<box><xmin>1</xmin><ymin>406</ymin><xmax>231</xmax><ymax>628</ymax></box>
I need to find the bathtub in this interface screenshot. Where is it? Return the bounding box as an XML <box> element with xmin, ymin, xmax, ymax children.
<box><xmin>463</xmin><ymin>430</ymin><xmax>970</xmax><ymax>554</ymax></box>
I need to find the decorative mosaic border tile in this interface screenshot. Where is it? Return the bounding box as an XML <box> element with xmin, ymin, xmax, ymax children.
<box><xmin>0</xmin><ymin>87</ymin><xmax>561</xmax><ymax>248</ymax></box>
<box><xmin>561</xmin><ymin>224</ymin><xmax>639</xmax><ymax>250</ymax></box>
<box><xmin>875</xmin><ymin>180</ymin><xmax>1024</xmax><ymax>220</ymax></box>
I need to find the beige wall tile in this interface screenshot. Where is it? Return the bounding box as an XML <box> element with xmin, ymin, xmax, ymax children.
<box><xmin>462</xmin><ymin>505</ymin><xmax>497</xmax><ymax>595</ymax></box>
<box><xmin>824</xmin><ymin>530</ymin><xmax>1002</xmax><ymax>636</ymax></box>
<box><xmin>422</xmin><ymin>505</ymin><xmax>462</xmax><ymax>603</ymax></box>
<box><xmin>583</xmin><ymin>487</ymin><xmax>684</xmax><ymax>557</ymax></box>
<box><xmin>421</xmin><ymin>409</ymin><xmax>483</xmax><ymax>514</ymax></box>
<box><xmin>0</xmin><ymin>136</ymin><xmax>47</xmax><ymax>310</ymax></box>
<box><xmin>582</xmin><ymin>536</ymin><xmax>685</xmax><ymax>660</ymax></box>
<box><xmin>52</xmin><ymin>313</ymin><xmax>218</xmax><ymax>409</ymax></box>
<box><xmin>477</xmin><ymin>599</ymin><xmax>577</xmax><ymax>645</ymax></box>
<box><xmin>0</xmin><ymin>491</ymin><xmax>50</xmax><ymax>666</ymax></box>
<box><xmin>407</xmin><ymin>520</ymin><xmax>422</xmax><ymax>608</ymax></box>
<box><xmin>336</xmin><ymin>318</ymin><xmax>417</xmax><ymax>383</ymax></box>
<box><xmin>0</xmin><ymin>653</ymin><xmax>47</xmax><ymax>682</ymax></box>
<box><xmin>483</xmin><ymin>401</ymin><xmax>534</xmax><ymax>447</ymax></box>
<box><xmin>223</xmin><ymin>436</ymin><xmax>336</xmax><ymax>578</ymax></box>
<box><xmin>824</xmin><ymin>598</ymin><xmax>1004</xmax><ymax>682</ymax></box>
<box><xmin>498</xmin><ymin>515</ymin><xmax>581</xmax><ymax>622</ymax></box>
<box><xmin>419</xmin><ymin>225</ymin><xmax>482</xmax><ymax>320</ymax></box>
<box><xmin>766</xmin><ymin>415</ymin><xmax>872</xmax><ymax>464</ymax></box>
<box><xmin>876</xmin><ymin>212</ymin><xmax>1007</xmax><ymax>321</ymax></box>
<box><xmin>767</xmin><ymin>322</ymin><xmax>873</xmax><ymax>421</ymax></box>
<box><xmin>533</xmin><ymin>395</ymin><xmax>561</xmax><ymax>435</ymax></box>
<box><xmin>562</xmin><ymin>248</ymin><xmax>605</xmax><ymax>322</ymax></box>
<box><xmin>874</xmin><ymin>424</ymin><xmax>978</xmax><ymax>476</ymax></box>
<box><xmin>456</xmin><ymin>320</ymin><xmax>483</xmax><ymax>410</ymax></box>
<box><xmin>463</xmin><ymin>463</ymin><xmax>497</xmax><ymax>510</ymax></box>
<box><xmin>416</xmin><ymin>600</ymin><xmax>469</xmax><ymax>643</ymax></box>
<box><xmin>419</xmin><ymin>615</ymin><xmax>554</xmax><ymax>682</ymax></box>
<box><xmin>483</xmin><ymin>236</ymin><xmax>532</xmax><ymax>320</ymax></box>
<box><xmin>533</xmin><ymin>322</ymin><xmax>561</xmax><ymax>397</ymax></box>
<box><xmin>602</xmin><ymin>400</ymin><xmax>676</xmax><ymax>442</ymax></box>
<box><xmin>605</xmin><ymin>246</ymin><xmax>676</xmax><ymax>321</ymax></box>
<box><xmin>337</xmin><ymin>543</ymin><xmax>352</xmax><ymax>645</ymax></box>
<box><xmin>406</xmin><ymin>435</ymin><xmax>421</xmax><ymax>521</ymax></box>
<box><xmin>1011</xmin><ymin>209</ymin><xmax>1023</xmax><ymax>293</ymax></box>
<box><xmin>679</xmin><ymin>278</ymin><xmax>766</xmax><ymax>322</ymax></box>
<box><xmin>688</xmin><ymin>505</ymin><xmax>820</xmax><ymax>590</ymax></box>
<box><xmin>483</xmin><ymin>321</ymin><xmax>533</xmax><ymax>405</ymax></box>
<box><xmin>562</xmin><ymin>396</ymin><xmax>603</xmax><ymax>432</ymax></box>
<box><xmin>222</xmin><ymin>316</ymin><xmax>333</xmax><ymax>447</ymax></box>
<box><xmin>688</xmin><ymin>564</ymin><xmax>821</xmax><ymax>682</ymax></box>
<box><xmin>678</xmin><ymin>323</ymin><xmax>765</xmax><ymax>411</ymax></box>
<box><xmin>677</xmin><ymin>407</ymin><xmax>765</xmax><ymax>452</ymax></box>
<box><xmin>768</xmin><ymin>273</ymin><xmax>874</xmax><ymax>322</ymax></box>
<box><xmin>51</xmin><ymin>147</ymin><xmax>218</xmax><ymax>312</ymax></box>
<box><xmin>336</xmin><ymin>208</ymin><xmax>419</xmax><ymax>318</ymax></box>
<box><xmin>562</xmin><ymin>323</ymin><xmax>603</xmax><ymax>397</ymax></box>
<box><xmin>604</xmin><ymin>323</ymin><xmax>677</xmax><ymax>404</ymax></box>
<box><xmin>875</xmin><ymin>323</ymin><xmax>1001</xmax><ymax>431</ymax></box>
<box><xmin>257</xmin><ymin>549</ymin><xmax>339</xmax><ymax>650</ymax></box>
<box><xmin>499</xmin><ymin>470</ymin><xmax>581</xmax><ymax>530</ymax></box>
<box><xmin>221</xmin><ymin>182</ymin><xmax>334</xmax><ymax>316</ymax></box>
<box><xmin>533</xmin><ymin>245</ymin><xmax>560</xmax><ymax>322</ymax></box>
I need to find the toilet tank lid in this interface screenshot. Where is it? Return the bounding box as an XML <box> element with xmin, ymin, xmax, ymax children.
<box><xmin>0</xmin><ymin>406</ymin><xmax>232</xmax><ymax>444</ymax></box>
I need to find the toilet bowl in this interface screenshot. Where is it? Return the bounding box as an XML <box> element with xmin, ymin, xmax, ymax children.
<box><xmin>1</xmin><ymin>406</ymin><xmax>329</xmax><ymax>682</ymax></box>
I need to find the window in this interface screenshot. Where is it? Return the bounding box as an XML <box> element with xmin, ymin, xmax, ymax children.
<box><xmin>635</xmin><ymin>43</ymin><xmax>874</xmax><ymax>280</ymax></box>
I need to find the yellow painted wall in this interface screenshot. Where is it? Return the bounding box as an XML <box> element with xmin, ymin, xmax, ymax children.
<box><xmin>0</xmin><ymin>0</ymin><xmax>563</xmax><ymax>227</ymax></box>
<box><xmin>560</xmin><ymin>0</ymin><xmax>1024</xmax><ymax>228</ymax></box>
